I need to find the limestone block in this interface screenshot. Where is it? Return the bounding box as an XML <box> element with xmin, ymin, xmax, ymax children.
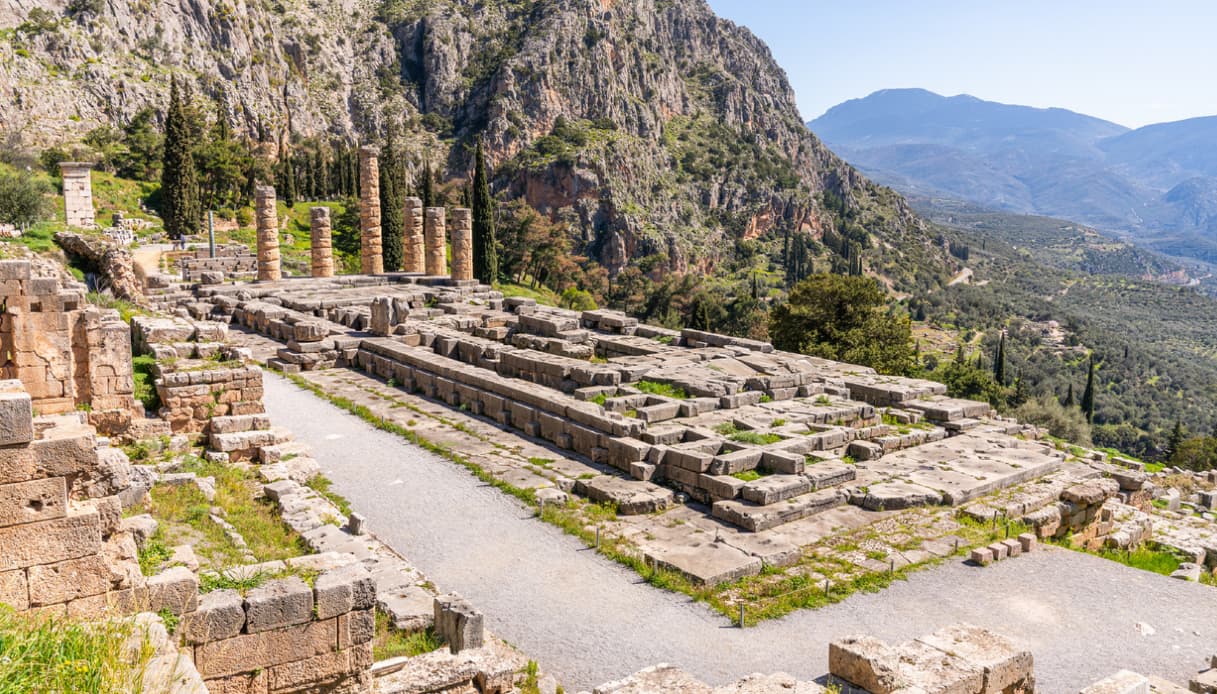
<box><xmin>254</xmin><ymin>185</ymin><xmax>281</xmax><ymax>282</ymax></box>
<box><xmin>402</xmin><ymin>197</ymin><xmax>425</xmax><ymax>273</ymax></box>
<box><xmin>310</xmin><ymin>207</ymin><xmax>334</xmax><ymax>278</ymax></box>
<box><xmin>970</xmin><ymin>547</ymin><xmax>994</xmax><ymax>566</ymax></box>
<box><xmin>182</xmin><ymin>589</ymin><xmax>245</xmax><ymax>644</ymax></box>
<box><xmin>1061</xmin><ymin>478</ymin><xmax>1120</xmax><ymax>506</ymax></box>
<box><xmin>120</xmin><ymin>514</ymin><xmax>158</xmax><ymax>548</ymax></box>
<box><xmin>293</xmin><ymin>321</ymin><xmax>329</xmax><ymax>343</ymax></box>
<box><xmin>245</xmin><ymin>576</ymin><xmax>314</xmax><ymax>632</ymax></box>
<box><xmin>146</xmin><ymin>565</ymin><xmax>199</xmax><ymax>614</ymax></box>
<box><xmin>267</xmin><ymin>648</ymin><xmax>352</xmax><ymax>691</ymax></box>
<box><xmin>450</xmin><ymin>208</ymin><xmax>473</xmax><ymax>281</ymax></box>
<box><xmin>1080</xmin><ymin>670</ymin><xmax>1149</xmax><ymax>694</ymax></box>
<box><xmin>987</xmin><ymin>541</ymin><xmax>1009</xmax><ymax>561</ymax></box>
<box><xmin>27</xmin><ymin>554</ymin><xmax>125</xmax><ymax>606</ymax></box>
<box><xmin>0</xmin><ymin>383</ymin><xmax>33</xmax><ymax>446</ymax></box>
<box><xmin>0</xmin><ymin>476</ymin><xmax>66</xmax><ymax>527</ymax></box>
<box><xmin>1017</xmin><ymin>533</ymin><xmax>1037</xmax><ymax>553</ymax></box>
<box><xmin>434</xmin><ymin>593</ymin><xmax>484</xmax><ymax>654</ymax></box>
<box><xmin>358</xmin><ymin>146</ymin><xmax>383</xmax><ymax>275</ymax></box>
<box><xmin>424</xmin><ymin>207</ymin><xmax>447</xmax><ymax>276</ymax></box>
<box><xmin>337</xmin><ymin>608</ymin><xmax>375</xmax><ymax>648</ymax></box>
<box><xmin>1001</xmin><ymin>538</ymin><xmax>1022</xmax><ymax>558</ymax></box>
<box><xmin>0</xmin><ymin>508</ymin><xmax>102</xmax><ymax>571</ymax></box>
<box><xmin>916</xmin><ymin>623</ymin><xmax>1034</xmax><ymax>694</ymax></box>
<box><xmin>314</xmin><ymin>563</ymin><xmax>376</xmax><ymax>620</ymax></box>
<box><xmin>194</xmin><ymin>618</ymin><xmax>338</xmax><ymax>679</ymax></box>
<box><xmin>828</xmin><ymin>635</ymin><xmax>900</xmax><ymax>693</ymax></box>
<box><xmin>0</xmin><ymin>569</ymin><xmax>29</xmax><ymax>610</ymax></box>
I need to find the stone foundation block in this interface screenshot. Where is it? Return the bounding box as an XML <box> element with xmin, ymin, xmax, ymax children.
<box><xmin>0</xmin><ymin>508</ymin><xmax>102</xmax><ymax>572</ymax></box>
<box><xmin>27</xmin><ymin>554</ymin><xmax>123</xmax><ymax>606</ymax></box>
<box><xmin>434</xmin><ymin>593</ymin><xmax>484</xmax><ymax>654</ymax></box>
<box><xmin>970</xmin><ymin>548</ymin><xmax>993</xmax><ymax>566</ymax></box>
<box><xmin>338</xmin><ymin>609</ymin><xmax>375</xmax><ymax>648</ymax></box>
<box><xmin>194</xmin><ymin>618</ymin><xmax>338</xmax><ymax>679</ymax></box>
<box><xmin>0</xmin><ymin>569</ymin><xmax>29</xmax><ymax>610</ymax></box>
<box><xmin>146</xmin><ymin>565</ymin><xmax>199</xmax><ymax>614</ymax></box>
<box><xmin>244</xmin><ymin>576</ymin><xmax>314</xmax><ymax>633</ymax></box>
<box><xmin>182</xmin><ymin>588</ymin><xmax>245</xmax><ymax>644</ymax></box>
<box><xmin>0</xmin><ymin>476</ymin><xmax>67</xmax><ymax>527</ymax></box>
<box><xmin>0</xmin><ymin>383</ymin><xmax>33</xmax><ymax>446</ymax></box>
<box><xmin>1017</xmin><ymin>533</ymin><xmax>1037</xmax><ymax>553</ymax></box>
<box><xmin>314</xmin><ymin>564</ymin><xmax>376</xmax><ymax>620</ymax></box>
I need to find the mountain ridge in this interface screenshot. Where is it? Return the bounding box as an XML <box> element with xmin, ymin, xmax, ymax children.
<box><xmin>808</xmin><ymin>88</ymin><xmax>1217</xmax><ymax>264</ymax></box>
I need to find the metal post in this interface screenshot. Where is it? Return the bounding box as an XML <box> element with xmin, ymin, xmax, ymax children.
<box><xmin>595</xmin><ymin>526</ymin><xmax>600</xmax><ymax>549</ymax></box>
<box><xmin>824</xmin><ymin>579</ymin><xmax>830</xmax><ymax>596</ymax></box>
<box><xmin>739</xmin><ymin>604</ymin><xmax>745</xmax><ymax>629</ymax></box>
<box><xmin>889</xmin><ymin>559</ymin><xmax>895</xmax><ymax>575</ymax></box>
<box><xmin>208</xmin><ymin>210</ymin><xmax>216</xmax><ymax>258</ymax></box>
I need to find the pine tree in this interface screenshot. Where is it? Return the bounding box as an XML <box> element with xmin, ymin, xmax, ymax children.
<box><xmin>993</xmin><ymin>332</ymin><xmax>1006</xmax><ymax>386</ymax></box>
<box><xmin>1080</xmin><ymin>353</ymin><xmax>1096</xmax><ymax>424</ymax></box>
<box><xmin>1168</xmin><ymin>420</ymin><xmax>1186</xmax><ymax>456</ymax></box>
<box><xmin>1062</xmin><ymin>382</ymin><xmax>1075</xmax><ymax>408</ymax></box>
<box><xmin>471</xmin><ymin>137</ymin><xmax>499</xmax><ymax>283</ymax></box>
<box><xmin>380</xmin><ymin>132</ymin><xmax>405</xmax><ymax>272</ymax></box>
<box><xmin>160</xmin><ymin>75</ymin><xmax>201</xmax><ymax>240</ymax></box>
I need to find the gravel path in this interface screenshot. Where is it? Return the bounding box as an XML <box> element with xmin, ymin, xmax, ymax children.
<box><xmin>265</xmin><ymin>374</ymin><xmax>1217</xmax><ymax>691</ymax></box>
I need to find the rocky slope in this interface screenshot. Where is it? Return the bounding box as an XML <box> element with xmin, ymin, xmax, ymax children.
<box><xmin>0</xmin><ymin>0</ymin><xmax>947</xmax><ymax>283</ymax></box>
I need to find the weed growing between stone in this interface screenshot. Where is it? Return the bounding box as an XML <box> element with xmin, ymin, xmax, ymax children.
<box><xmin>304</xmin><ymin>474</ymin><xmax>354</xmax><ymax>516</ymax></box>
<box><xmin>0</xmin><ymin>606</ymin><xmax>153</xmax><ymax>694</ymax></box>
<box><xmin>372</xmin><ymin>610</ymin><xmax>445</xmax><ymax>660</ymax></box>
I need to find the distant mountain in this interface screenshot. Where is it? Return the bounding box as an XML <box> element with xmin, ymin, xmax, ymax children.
<box><xmin>808</xmin><ymin>89</ymin><xmax>1217</xmax><ymax>264</ymax></box>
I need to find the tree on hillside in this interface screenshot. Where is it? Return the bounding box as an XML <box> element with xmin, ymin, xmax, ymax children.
<box><xmin>1061</xmin><ymin>383</ymin><xmax>1075</xmax><ymax>408</ymax></box>
<box><xmin>279</xmin><ymin>154</ymin><xmax>296</xmax><ymax>208</ymax></box>
<box><xmin>1014</xmin><ymin>395</ymin><xmax>1091</xmax><ymax>446</ymax></box>
<box><xmin>0</xmin><ymin>171</ymin><xmax>51</xmax><ymax>226</ymax></box>
<box><xmin>769</xmin><ymin>274</ymin><xmax>914</xmax><ymax>375</ymax></box>
<box><xmin>472</xmin><ymin>137</ymin><xmax>498</xmax><ymax>284</ymax></box>
<box><xmin>1170</xmin><ymin>435</ymin><xmax>1217</xmax><ymax>471</ymax></box>
<box><xmin>419</xmin><ymin>158</ymin><xmax>434</xmax><ymax>209</ymax></box>
<box><xmin>993</xmin><ymin>331</ymin><xmax>1007</xmax><ymax>386</ymax></box>
<box><xmin>194</xmin><ymin>104</ymin><xmax>251</xmax><ymax>212</ymax></box>
<box><xmin>1168</xmin><ymin>420</ymin><xmax>1187</xmax><ymax>456</ymax></box>
<box><xmin>380</xmin><ymin>131</ymin><xmax>405</xmax><ymax>272</ymax></box>
<box><xmin>1080</xmin><ymin>353</ymin><xmax>1096</xmax><ymax>423</ymax></box>
<box><xmin>160</xmin><ymin>75</ymin><xmax>201</xmax><ymax>239</ymax></box>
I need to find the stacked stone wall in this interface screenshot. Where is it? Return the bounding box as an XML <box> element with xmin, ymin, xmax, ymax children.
<box><xmin>0</xmin><ymin>260</ymin><xmax>140</xmax><ymax>432</ymax></box>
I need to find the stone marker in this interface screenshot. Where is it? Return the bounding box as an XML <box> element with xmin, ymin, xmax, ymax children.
<box><xmin>450</xmin><ymin>208</ymin><xmax>473</xmax><ymax>282</ymax></box>
<box><xmin>434</xmin><ymin>593</ymin><xmax>483</xmax><ymax>654</ymax></box>
<box><xmin>402</xmin><ymin>196</ymin><xmax>425</xmax><ymax>273</ymax></box>
<box><xmin>59</xmin><ymin>162</ymin><xmax>95</xmax><ymax>228</ymax></box>
<box><xmin>255</xmin><ymin>185</ymin><xmax>281</xmax><ymax>281</ymax></box>
<box><xmin>358</xmin><ymin>146</ymin><xmax>383</xmax><ymax>275</ymax></box>
<box><xmin>424</xmin><ymin>207</ymin><xmax>447</xmax><ymax>277</ymax></box>
<box><xmin>310</xmin><ymin>207</ymin><xmax>334</xmax><ymax>278</ymax></box>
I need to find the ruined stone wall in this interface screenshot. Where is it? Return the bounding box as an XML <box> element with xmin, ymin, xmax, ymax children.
<box><xmin>180</xmin><ymin>255</ymin><xmax>258</xmax><ymax>282</ymax></box>
<box><xmin>0</xmin><ymin>260</ymin><xmax>140</xmax><ymax>432</ymax></box>
<box><xmin>0</xmin><ymin>379</ymin><xmax>147</xmax><ymax>617</ymax></box>
<box><xmin>131</xmin><ymin>316</ymin><xmax>265</xmax><ymax>434</ymax></box>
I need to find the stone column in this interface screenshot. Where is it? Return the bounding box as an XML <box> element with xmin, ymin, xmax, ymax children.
<box><xmin>402</xmin><ymin>197</ymin><xmax>425</xmax><ymax>273</ymax></box>
<box><xmin>450</xmin><ymin>208</ymin><xmax>473</xmax><ymax>282</ymax></box>
<box><xmin>358</xmin><ymin>146</ymin><xmax>383</xmax><ymax>275</ymax></box>
<box><xmin>424</xmin><ymin>207</ymin><xmax>447</xmax><ymax>277</ymax></box>
<box><xmin>255</xmin><ymin>185</ymin><xmax>281</xmax><ymax>281</ymax></box>
<box><xmin>59</xmin><ymin>162</ymin><xmax>95</xmax><ymax>228</ymax></box>
<box><xmin>310</xmin><ymin>207</ymin><xmax>334</xmax><ymax>278</ymax></box>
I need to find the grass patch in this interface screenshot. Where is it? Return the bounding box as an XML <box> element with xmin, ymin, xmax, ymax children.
<box><xmin>589</xmin><ymin>392</ymin><xmax>608</xmax><ymax>407</ymax></box>
<box><xmin>635</xmin><ymin>380</ymin><xmax>688</xmax><ymax>399</ymax></box>
<box><xmin>131</xmin><ymin>354</ymin><xmax>159</xmax><ymax>412</ymax></box>
<box><xmin>1097</xmin><ymin>546</ymin><xmax>1184</xmax><ymax>576</ymax></box>
<box><xmin>0</xmin><ymin>605</ymin><xmax>154</xmax><ymax>693</ymax></box>
<box><xmin>527</xmin><ymin>457</ymin><xmax>554</xmax><ymax>468</ymax></box>
<box><xmin>136</xmin><ymin>531</ymin><xmax>173</xmax><ymax>576</ymax></box>
<box><xmin>730</xmin><ymin>469</ymin><xmax>766</xmax><ymax>482</ymax></box>
<box><xmin>729</xmin><ymin>431</ymin><xmax>784</xmax><ymax>445</ymax></box>
<box><xmin>372</xmin><ymin>611</ymin><xmax>445</xmax><ymax>660</ymax></box>
<box><xmin>303</xmin><ymin>474</ymin><xmax>353</xmax><ymax>516</ymax></box>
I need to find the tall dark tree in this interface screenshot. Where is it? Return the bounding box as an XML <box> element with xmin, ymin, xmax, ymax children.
<box><xmin>993</xmin><ymin>331</ymin><xmax>1006</xmax><ymax>386</ymax></box>
<box><xmin>471</xmin><ymin>138</ymin><xmax>498</xmax><ymax>283</ymax></box>
<box><xmin>1168</xmin><ymin>420</ymin><xmax>1187</xmax><ymax>456</ymax></box>
<box><xmin>380</xmin><ymin>131</ymin><xmax>405</xmax><ymax>272</ymax></box>
<box><xmin>280</xmin><ymin>153</ymin><xmax>296</xmax><ymax>208</ymax></box>
<box><xmin>419</xmin><ymin>158</ymin><xmax>434</xmax><ymax>209</ymax></box>
<box><xmin>1062</xmin><ymin>382</ymin><xmax>1075</xmax><ymax>408</ymax></box>
<box><xmin>1080</xmin><ymin>353</ymin><xmax>1096</xmax><ymax>424</ymax></box>
<box><xmin>160</xmin><ymin>75</ymin><xmax>201</xmax><ymax>239</ymax></box>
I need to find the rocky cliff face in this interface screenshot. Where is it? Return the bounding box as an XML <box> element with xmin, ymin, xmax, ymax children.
<box><xmin>0</xmin><ymin>0</ymin><xmax>946</xmax><ymax>285</ymax></box>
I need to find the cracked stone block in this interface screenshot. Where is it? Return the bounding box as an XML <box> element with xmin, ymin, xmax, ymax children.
<box><xmin>314</xmin><ymin>563</ymin><xmax>376</xmax><ymax>620</ymax></box>
<box><xmin>0</xmin><ymin>383</ymin><xmax>33</xmax><ymax>446</ymax></box>
<box><xmin>182</xmin><ymin>588</ymin><xmax>245</xmax><ymax>644</ymax></box>
<box><xmin>434</xmin><ymin>593</ymin><xmax>484</xmax><ymax>654</ymax></box>
<box><xmin>244</xmin><ymin>576</ymin><xmax>314</xmax><ymax>632</ymax></box>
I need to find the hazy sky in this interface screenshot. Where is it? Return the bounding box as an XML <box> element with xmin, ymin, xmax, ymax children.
<box><xmin>704</xmin><ymin>0</ymin><xmax>1217</xmax><ymax>128</ymax></box>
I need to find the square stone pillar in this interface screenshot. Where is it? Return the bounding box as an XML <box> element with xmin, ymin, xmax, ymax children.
<box><xmin>402</xmin><ymin>197</ymin><xmax>425</xmax><ymax>273</ymax></box>
<box><xmin>310</xmin><ymin>207</ymin><xmax>334</xmax><ymax>278</ymax></box>
<box><xmin>358</xmin><ymin>146</ymin><xmax>383</xmax><ymax>275</ymax></box>
<box><xmin>255</xmin><ymin>185</ymin><xmax>281</xmax><ymax>281</ymax></box>
<box><xmin>424</xmin><ymin>207</ymin><xmax>447</xmax><ymax>277</ymax></box>
<box><xmin>450</xmin><ymin>208</ymin><xmax>473</xmax><ymax>282</ymax></box>
<box><xmin>59</xmin><ymin>162</ymin><xmax>95</xmax><ymax>228</ymax></box>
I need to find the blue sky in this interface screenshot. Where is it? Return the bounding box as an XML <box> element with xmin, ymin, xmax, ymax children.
<box><xmin>705</xmin><ymin>1</ymin><xmax>1217</xmax><ymax>128</ymax></box>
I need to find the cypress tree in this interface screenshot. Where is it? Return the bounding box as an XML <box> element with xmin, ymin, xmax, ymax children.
<box><xmin>281</xmin><ymin>153</ymin><xmax>296</xmax><ymax>208</ymax></box>
<box><xmin>1168</xmin><ymin>420</ymin><xmax>1186</xmax><ymax>456</ymax></box>
<box><xmin>1062</xmin><ymin>382</ymin><xmax>1075</xmax><ymax>408</ymax></box>
<box><xmin>1080</xmin><ymin>353</ymin><xmax>1096</xmax><ymax>424</ymax></box>
<box><xmin>993</xmin><ymin>332</ymin><xmax>1006</xmax><ymax>386</ymax></box>
<box><xmin>160</xmin><ymin>75</ymin><xmax>201</xmax><ymax>240</ymax></box>
<box><xmin>471</xmin><ymin>137</ymin><xmax>498</xmax><ymax>283</ymax></box>
<box><xmin>420</xmin><ymin>158</ymin><xmax>434</xmax><ymax>209</ymax></box>
<box><xmin>380</xmin><ymin>131</ymin><xmax>405</xmax><ymax>272</ymax></box>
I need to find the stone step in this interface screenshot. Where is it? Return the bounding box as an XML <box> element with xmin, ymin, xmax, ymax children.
<box><xmin>804</xmin><ymin>460</ymin><xmax>857</xmax><ymax>491</ymax></box>
<box><xmin>208</xmin><ymin>413</ymin><xmax>271</xmax><ymax>434</ymax></box>
<box><xmin>740</xmin><ymin>475</ymin><xmax>811</xmax><ymax>505</ymax></box>
<box><xmin>259</xmin><ymin>440</ymin><xmax>313</xmax><ymax>464</ymax></box>
<box><xmin>208</xmin><ymin>427</ymin><xmax>292</xmax><ymax>454</ymax></box>
<box><xmin>573</xmin><ymin>475</ymin><xmax>675</xmax><ymax>515</ymax></box>
<box><xmin>712</xmin><ymin>489</ymin><xmax>847</xmax><ymax>532</ymax></box>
